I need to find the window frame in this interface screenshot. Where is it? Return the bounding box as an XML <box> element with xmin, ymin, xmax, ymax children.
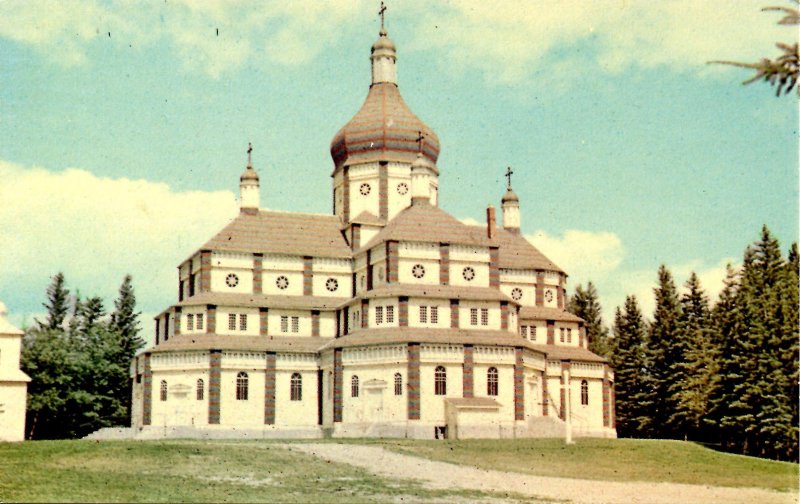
<box><xmin>236</xmin><ymin>371</ymin><xmax>249</xmax><ymax>401</ymax></box>
<box><xmin>581</xmin><ymin>380</ymin><xmax>589</xmax><ymax>405</ymax></box>
<box><xmin>290</xmin><ymin>372</ymin><xmax>302</xmax><ymax>401</ymax></box>
<box><xmin>434</xmin><ymin>366</ymin><xmax>447</xmax><ymax>396</ymax></box>
<box><xmin>394</xmin><ymin>373</ymin><xmax>403</xmax><ymax>396</ymax></box>
<box><xmin>196</xmin><ymin>378</ymin><xmax>204</xmax><ymax>401</ymax></box>
<box><xmin>351</xmin><ymin>375</ymin><xmax>360</xmax><ymax>398</ymax></box>
<box><xmin>487</xmin><ymin>367</ymin><xmax>499</xmax><ymax>396</ymax></box>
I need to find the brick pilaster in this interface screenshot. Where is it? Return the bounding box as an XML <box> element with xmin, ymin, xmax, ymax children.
<box><xmin>514</xmin><ymin>347</ymin><xmax>524</xmax><ymax>420</ymax></box>
<box><xmin>334</xmin><ymin>349</ymin><xmax>343</xmax><ymax>422</ymax></box>
<box><xmin>264</xmin><ymin>352</ymin><xmax>276</xmax><ymax>424</ymax></box>
<box><xmin>557</xmin><ymin>275</ymin><xmax>565</xmax><ymax>309</ymax></box>
<box><xmin>500</xmin><ymin>302</ymin><xmax>509</xmax><ymax>331</ymax></box>
<box><xmin>361</xmin><ymin>299</ymin><xmax>369</xmax><ymax>328</ymax></box>
<box><xmin>542</xmin><ymin>371</ymin><xmax>549</xmax><ymax>416</ymax></box>
<box><xmin>579</xmin><ymin>323</ymin><xmax>586</xmax><ymax>348</ymax></box>
<box><xmin>450</xmin><ymin>299</ymin><xmax>459</xmax><ymax>328</ymax></box>
<box><xmin>547</xmin><ymin>320</ymin><xmax>555</xmax><ymax>345</ymax></box>
<box><xmin>489</xmin><ymin>246</ymin><xmax>500</xmax><ymax>288</ymax></box>
<box><xmin>439</xmin><ymin>243</ymin><xmax>450</xmax><ymax>285</ymax></box>
<box><xmin>602</xmin><ymin>365</ymin><xmax>610</xmax><ymax>427</ymax></box>
<box><xmin>611</xmin><ymin>381</ymin><xmax>616</xmax><ymax>428</ymax></box>
<box><xmin>208</xmin><ymin>350</ymin><xmax>222</xmax><ymax>424</ymax></box>
<box><xmin>259</xmin><ymin>307</ymin><xmax>268</xmax><ymax>336</ymax></box>
<box><xmin>173</xmin><ymin>307</ymin><xmax>182</xmax><ymax>336</ymax></box>
<box><xmin>303</xmin><ymin>256</ymin><xmax>313</xmax><ymax>296</ymax></box>
<box><xmin>399</xmin><ymin>296</ymin><xmax>409</xmax><ymax>327</ymax></box>
<box><xmin>407</xmin><ymin>343</ymin><xmax>421</xmax><ymax>420</ymax></box>
<box><xmin>463</xmin><ymin>345</ymin><xmax>474</xmax><ymax>398</ymax></box>
<box><xmin>253</xmin><ymin>253</ymin><xmax>263</xmax><ymax>294</ymax></box>
<box><xmin>312</xmin><ymin>310</ymin><xmax>320</xmax><ymax>337</ymax></box>
<box><xmin>386</xmin><ymin>241</ymin><xmax>398</xmax><ymax>283</ymax></box>
<box><xmin>142</xmin><ymin>353</ymin><xmax>152</xmax><ymax>426</ymax></box>
<box><xmin>200</xmin><ymin>250</ymin><xmax>211</xmax><ymax>293</ymax></box>
<box><xmin>342</xmin><ymin>167</ymin><xmax>350</xmax><ymax>223</ymax></box>
<box><xmin>351</xmin><ymin>224</ymin><xmax>361</xmax><ymax>250</ymax></box>
<box><xmin>379</xmin><ymin>161</ymin><xmax>389</xmax><ymax>220</ymax></box>
<box><xmin>207</xmin><ymin>305</ymin><xmax>217</xmax><ymax>334</ymax></box>
<box><xmin>535</xmin><ymin>271</ymin><xmax>545</xmax><ymax>306</ymax></box>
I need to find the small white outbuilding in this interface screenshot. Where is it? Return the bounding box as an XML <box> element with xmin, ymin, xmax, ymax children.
<box><xmin>0</xmin><ymin>301</ymin><xmax>30</xmax><ymax>442</ymax></box>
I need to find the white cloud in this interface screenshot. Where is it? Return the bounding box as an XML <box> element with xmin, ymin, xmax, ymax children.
<box><xmin>0</xmin><ymin>160</ymin><xmax>238</xmax><ymax>337</ymax></box>
<box><xmin>526</xmin><ymin>229</ymin><xmax>625</xmax><ymax>283</ymax></box>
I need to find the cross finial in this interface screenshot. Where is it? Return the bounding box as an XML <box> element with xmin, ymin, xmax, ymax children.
<box><xmin>416</xmin><ymin>130</ymin><xmax>425</xmax><ymax>154</ymax></box>
<box><xmin>247</xmin><ymin>142</ymin><xmax>253</xmax><ymax>167</ymax></box>
<box><xmin>379</xmin><ymin>1</ymin><xmax>387</xmax><ymax>32</ymax></box>
<box><xmin>505</xmin><ymin>166</ymin><xmax>514</xmax><ymax>189</ymax></box>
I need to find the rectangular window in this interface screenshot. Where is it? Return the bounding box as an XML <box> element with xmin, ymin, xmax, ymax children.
<box><xmin>240</xmin><ymin>314</ymin><xmax>247</xmax><ymax>331</ymax></box>
<box><xmin>430</xmin><ymin>306</ymin><xmax>438</xmax><ymax>325</ymax></box>
<box><xmin>520</xmin><ymin>325</ymin><xmax>528</xmax><ymax>338</ymax></box>
<box><xmin>291</xmin><ymin>316</ymin><xmax>299</xmax><ymax>333</ymax></box>
<box><xmin>187</xmin><ymin>314</ymin><xmax>194</xmax><ymax>331</ymax></box>
<box><xmin>376</xmin><ymin>306</ymin><xmax>383</xmax><ymax>325</ymax></box>
<box><xmin>228</xmin><ymin>313</ymin><xmax>236</xmax><ymax>331</ymax></box>
<box><xmin>196</xmin><ymin>313</ymin><xmax>204</xmax><ymax>331</ymax></box>
<box><xmin>560</xmin><ymin>328</ymin><xmax>565</xmax><ymax>343</ymax></box>
<box><xmin>386</xmin><ymin>305</ymin><xmax>394</xmax><ymax>323</ymax></box>
<box><xmin>530</xmin><ymin>326</ymin><xmax>537</xmax><ymax>341</ymax></box>
<box><xmin>419</xmin><ymin>306</ymin><xmax>428</xmax><ymax>324</ymax></box>
<box><xmin>281</xmin><ymin>315</ymin><xmax>289</xmax><ymax>333</ymax></box>
<box><xmin>470</xmin><ymin>308</ymin><xmax>478</xmax><ymax>326</ymax></box>
<box><xmin>567</xmin><ymin>328</ymin><xmax>572</xmax><ymax>343</ymax></box>
<box><xmin>481</xmin><ymin>308</ymin><xmax>489</xmax><ymax>326</ymax></box>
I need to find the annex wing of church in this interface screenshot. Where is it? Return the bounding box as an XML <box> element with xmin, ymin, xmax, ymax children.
<box><xmin>130</xmin><ymin>26</ymin><xmax>616</xmax><ymax>440</ymax></box>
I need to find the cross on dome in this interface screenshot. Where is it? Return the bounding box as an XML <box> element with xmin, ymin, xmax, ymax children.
<box><xmin>505</xmin><ymin>166</ymin><xmax>514</xmax><ymax>189</ymax></box>
<box><xmin>416</xmin><ymin>130</ymin><xmax>425</xmax><ymax>153</ymax></box>
<box><xmin>247</xmin><ymin>142</ymin><xmax>253</xmax><ymax>167</ymax></box>
<box><xmin>379</xmin><ymin>1</ymin><xmax>387</xmax><ymax>33</ymax></box>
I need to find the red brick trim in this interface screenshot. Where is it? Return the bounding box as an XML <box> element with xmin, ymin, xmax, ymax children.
<box><xmin>253</xmin><ymin>253</ymin><xmax>263</xmax><ymax>294</ymax></box>
<box><xmin>351</xmin><ymin>224</ymin><xmax>361</xmax><ymax>250</ymax></box>
<box><xmin>342</xmin><ymin>167</ymin><xmax>350</xmax><ymax>223</ymax></box>
<box><xmin>361</xmin><ymin>299</ymin><xmax>369</xmax><ymax>328</ymax></box>
<box><xmin>439</xmin><ymin>243</ymin><xmax>450</xmax><ymax>285</ymax></box>
<box><xmin>450</xmin><ymin>299</ymin><xmax>459</xmax><ymax>328</ymax></box>
<box><xmin>500</xmin><ymin>302</ymin><xmax>509</xmax><ymax>331</ymax></box>
<box><xmin>611</xmin><ymin>380</ymin><xmax>616</xmax><ymax>429</ymax></box>
<box><xmin>579</xmin><ymin>323</ymin><xmax>586</xmax><ymax>348</ymax></box>
<box><xmin>208</xmin><ymin>350</ymin><xmax>222</xmax><ymax>424</ymax></box>
<box><xmin>142</xmin><ymin>353</ymin><xmax>152</xmax><ymax>426</ymax></box>
<box><xmin>379</xmin><ymin>161</ymin><xmax>389</xmax><ymax>220</ymax></box>
<box><xmin>542</xmin><ymin>371</ymin><xmax>549</xmax><ymax>416</ymax></box>
<box><xmin>557</xmin><ymin>275</ymin><xmax>565</xmax><ymax>309</ymax></box>
<box><xmin>399</xmin><ymin>296</ymin><xmax>409</xmax><ymax>327</ymax></box>
<box><xmin>312</xmin><ymin>310</ymin><xmax>320</xmax><ymax>337</ymax></box>
<box><xmin>200</xmin><ymin>250</ymin><xmax>211</xmax><ymax>293</ymax></box>
<box><xmin>334</xmin><ymin>349</ymin><xmax>343</xmax><ymax>422</ymax></box>
<box><xmin>264</xmin><ymin>352</ymin><xmax>276</xmax><ymax>424</ymax></box>
<box><xmin>514</xmin><ymin>347</ymin><xmax>524</xmax><ymax>420</ymax></box>
<box><xmin>489</xmin><ymin>246</ymin><xmax>500</xmax><ymax>288</ymax></box>
<box><xmin>207</xmin><ymin>305</ymin><xmax>217</xmax><ymax>334</ymax></box>
<box><xmin>386</xmin><ymin>241</ymin><xmax>399</xmax><ymax>283</ymax></box>
<box><xmin>173</xmin><ymin>307</ymin><xmax>182</xmax><ymax>336</ymax></box>
<box><xmin>463</xmin><ymin>345</ymin><xmax>474</xmax><ymax>398</ymax></box>
<box><xmin>366</xmin><ymin>250</ymin><xmax>373</xmax><ymax>291</ymax></box>
<box><xmin>407</xmin><ymin>343</ymin><xmax>421</xmax><ymax>420</ymax></box>
<box><xmin>303</xmin><ymin>256</ymin><xmax>313</xmax><ymax>296</ymax></box>
<box><xmin>602</xmin><ymin>365</ymin><xmax>610</xmax><ymax>427</ymax></box>
<box><xmin>547</xmin><ymin>320</ymin><xmax>555</xmax><ymax>345</ymax></box>
<box><xmin>535</xmin><ymin>271</ymin><xmax>544</xmax><ymax>306</ymax></box>
<box><xmin>259</xmin><ymin>307</ymin><xmax>268</xmax><ymax>337</ymax></box>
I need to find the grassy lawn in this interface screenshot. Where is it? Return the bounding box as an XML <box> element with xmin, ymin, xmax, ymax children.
<box><xmin>0</xmin><ymin>440</ymin><xmax>528</xmax><ymax>503</ymax></box>
<box><xmin>370</xmin><ymin>437</ymin><xmax>799</xmax><ymax>491</ymax></box>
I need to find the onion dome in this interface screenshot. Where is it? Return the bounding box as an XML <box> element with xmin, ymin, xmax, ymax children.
<box><xmin>330</xmin><ymin>30</ymin><xmax>440</xmax><ymax>172</ymax></box>
<box><xmin>502</xmin><ymin>187</ymin><xmax>519</xmax><ymax>203</ymax></box>
<box><xmin>240</xmin><ymin>166</ymin><xmax>259</xmax><ymax>182</ymax></box>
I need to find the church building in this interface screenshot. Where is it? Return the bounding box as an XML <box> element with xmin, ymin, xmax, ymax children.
<box><xmin>0</xmin><ymin>302</ymin><xmax>30</xmax><ymax>442</ymax></box>
<box><xmin>130</xmin><ymin>19</ymin><xmax>616</xmax><ymax>440</ymax></box>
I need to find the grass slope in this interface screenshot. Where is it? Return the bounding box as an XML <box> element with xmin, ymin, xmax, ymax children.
<box><xmin>376</xmin><ymin>438</ymin><xmax>799</xmax><ymax>491</ymax></box>
<box><xmin>0</xmin><ymin>440</ymin><xmax>525</xmax><ymax>503</ymax></box>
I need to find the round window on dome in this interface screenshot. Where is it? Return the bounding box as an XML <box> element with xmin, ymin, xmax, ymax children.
<box><xmin>511</xmin><ymin>288</ymin><xmax>523</xmax><ymax>301</ymax></box>
<box><xmin>462</xmin><ymin>267</ymin><xmax>475</xmax><ymax>282</ymax></box>
<box><xmin>545</xmin><ymin>289</ymin><xmax>554</xmax><ymax>303</ymax></box>
<box><xmin>326</xmin><ymin>278</ymin><xmax>339</xmax><ymax>292</ymax></box>
<box><xmin>360</xmin><ymin>183</ymin><xmax>371</xmax><ymax>196</ymax></box>
<box><xmin>397</xmin><ymin>183</ymin><xmax>408</xmax><ymax>195</ymax></box>
<box><xmin>412</xmin><ymin>264</ymin><xmax>425</xmax><ymax>279</ymax></box>
<box><xmin>226</xmin><ymin>273</ymin><xmax>239</xmax><ymax>288</ymax></box>
<box><xmin>276</xmin><ymin>276</ymin><xmax>289</xmax><ymax>290</ymax></box>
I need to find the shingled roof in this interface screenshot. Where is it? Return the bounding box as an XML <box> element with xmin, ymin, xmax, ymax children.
<box><xmin>531</xmin><ymin>343</ymin><xmax>607</xmax><ymax>363</ymax></box>
<box><xmin>201</xmin><ymin>210</ymin><xmax>351</xmax><ymax>258</ymax></box>
<box><xmin>364</xmin><ymin>284</ymin><xmax>516</xmax><ymax>303</ymax></box>
<box><xmin>519</xmin><ymin>306</ymin><xmax>584</xmax><ymax>323</ymax></box>
<box><xmin>492</xmin><ymin>227</ymin><xmax>564</xmax><ymax>273</ymax></box>
<box><xmin>360</xmin><ymin>202</ymin><xmax>492</xmax><ymax>252</ymax></box>
<box><xmin>178</xmin><ymin>292</ymin><xmax>345</xmax><ymax>311</ymax></box>
<box><xmin>149</xmin><ymin>334</ymin><xmax>324</xmax><ymax>354</ymax></box>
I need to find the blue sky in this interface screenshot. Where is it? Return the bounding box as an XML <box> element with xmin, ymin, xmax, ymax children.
<box><xmin>1</xmin><ymin>0</ymin><xmax>797</xmax><ymax>334</ymax></box>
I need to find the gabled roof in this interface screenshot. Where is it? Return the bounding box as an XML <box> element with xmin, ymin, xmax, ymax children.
<box><xmin>531</xmin><ymin>343</ymin><xmax>607</xmax><ymax>363</ymax></box>
<box><xmin>492</xmin><ymin>227</ymin><xmax>564</xmax><ymax>273</ymax></box>
<box><xmin>318</xmin><ymin>327</ymin><xmax>530</xmax><ymax>351</ymax></box>
<box><xmin>178</xmin><ymin>292</ymin><xmax>345</xmax><ymax>311</ymax></box>
<box><xmin>519</xmin><ymin>306</ymin><xmax>583</xmax><ymax>323</ymax></box>
<box><xmin>148</xmin><ymin>334</ymin><xmax>323</xmax><ymax>354</ymax></box>
<box><xmin>360</xmin><ymin>202</ymin><xmax>492</xmax><ymax>252</ymax></box>
<box><xmin>364</xmin><ymin>284</ymin><xmax>516</xmax><ymax>304</ymax></box>
<box><xmin>201</xmin><ymin>210</ymin><xmax>351</xmax><ymax>259</ymax></box>
<box><xmin>348</xmin><ymin>211</ymin><xmax>385</xmax><ymax>227</ymax></box>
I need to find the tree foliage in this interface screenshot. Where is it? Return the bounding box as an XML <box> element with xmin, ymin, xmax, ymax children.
<box><xmin>568</xmin><ymin>282</ymin><xmax>611</xmax><ymax>357</ymax></box>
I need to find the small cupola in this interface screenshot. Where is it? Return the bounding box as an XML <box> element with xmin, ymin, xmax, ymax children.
<box><xmin>411</xmin><ymin>152</ymin><xmax>435</xmax><ymax>205</ymax></box>
<box><xmin>240</xmin><ymin>143</ymin><xmax>260</xmax><ymax>215</ymax></box>
<box><xmin>501</xmin><ymin>166</ymin><xmax>520</xmax><ymax>233</ymax></box>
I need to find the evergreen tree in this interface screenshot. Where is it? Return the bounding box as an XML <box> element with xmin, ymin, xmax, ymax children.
<box><xmin>668</xmin><ymin>272</ymin><xmax>717</xmax><ymax>441</ymax></box>
<box><xmin>647</xmin><ymin>265</ymin><xmax>684</xmax><ymax>438</ymax></box>
<box><xmin>110</xmin><ymin>275</ymin><xmax>144</xmax><ymax>358</ymax></box>
<box><xmin>568</xmin><ymin>282</ymin><xmax>610</xmax><ymax>357</ymax></box>
<box><xmin>39</xmin><ymin>272</ymin><xmax>69</xmax><ymax>330</ymax></box>
<box><xmin>609</xmin><ymin>296</ymin><xmax>654</xmax><ymax>437</ymax></box>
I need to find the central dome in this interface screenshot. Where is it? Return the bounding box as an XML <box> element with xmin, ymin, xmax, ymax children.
<box><xmin>330</xmin><ymin>31</ymin><xmax>440</xmax><ymax>172</ymax></box>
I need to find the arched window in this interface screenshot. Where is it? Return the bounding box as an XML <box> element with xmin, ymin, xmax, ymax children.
<box><xmin>236</xmin><ymin>372</ymin><xmax>249</xmax><ymax>400</ymax></box>
<box><xmin>487</xmin><ymin>367</ymin><xmax>499</xmax><ymax>396</ymax></box>
<box><xmin>291</xmin><ymin>373</ymin><xmax>302</xmax><ymax>401</ymax></box>
<box><xmin>434</xmin><ymin>366</ymin><xmax>447</xmax><ymax>396</ymax></box>
<box><xmin>394</xmin><ymin>373</ymin><xmax>403</xmax><ymax>396</ymax></box>
<box><xmin>581</xmin><ymin>380</ymin><xmax>589</xmax><ymax>405</ymax></box>
<box><xmin>351</xmin><ymin>375</ymin><xmax>359</xmax><ymax>398</ymax></box>
<box><xmin>160</xmin><ymin>380</ymin><xmax>168</xmax><ymax>401</ymax></box>
<box><xmin>196</xmin><ymin>379</ymin><xmax>204</xmax><ymax>401</ymax></box>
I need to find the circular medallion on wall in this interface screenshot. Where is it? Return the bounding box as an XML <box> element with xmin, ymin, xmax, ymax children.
<box><xmin>462</xmin><ymin>266</ymin><xmax>475</xmax><ymax>281</ymax></box>
<box><xmin>397</xmin><ymin>182</ymin><xmax>408</xmax><ymax>195</ymax></box>
<box><xmin>276</xmin><ymin>275</ymin><xmax>289</xmax><ymax>290</ymax></box>
<box><xmin>511</xmin><ymin>287</ymin><xmax>523</xmax><ymax>301</ymax></box>
<box><xmin>544</xmin><ymin>289</ymin><xmax>554</xmax><ymax>302</ymax></box>
<box><xmin>326</xmin><ymin>278</ymin><xmax>338</xmax><ymax>292</ymax></box>
<box><xmin>412</xmin><ymin>264</ymin><xmax>426</xmax><ymax>279</ymax></box>
<box><xmin>225</xmin><ymin>273</ymin><xmax>239</xmax><ymax>288</ymax></box>
<box><xmin>360</xmin><ymin>183</ymin><xmax>371</xmax><ymax>196</ymax></box>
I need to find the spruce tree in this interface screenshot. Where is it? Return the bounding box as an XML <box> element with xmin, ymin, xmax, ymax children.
<box><xmin>110</xmin><ymin>275</ymin><xmax>144</xmax><ymax>357</ymax></box>
<box><xmin>39</xmin><ymin>272</ymin><xmax>69</xmax><ymax>330</ymax></box>
<box><xmin>569</xmin><ymin>282</ymin><xmax>610</xmax><ymax>357</ymax></box>
<box><xmin>610</xmin><ymin>296</ymin><xmax>654</xmax><ymax>437</ymax></box>
<box><xmin>647</xmin><ymin>265</ymin><xmax>683</xmax><ymax>439</ymax></box>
